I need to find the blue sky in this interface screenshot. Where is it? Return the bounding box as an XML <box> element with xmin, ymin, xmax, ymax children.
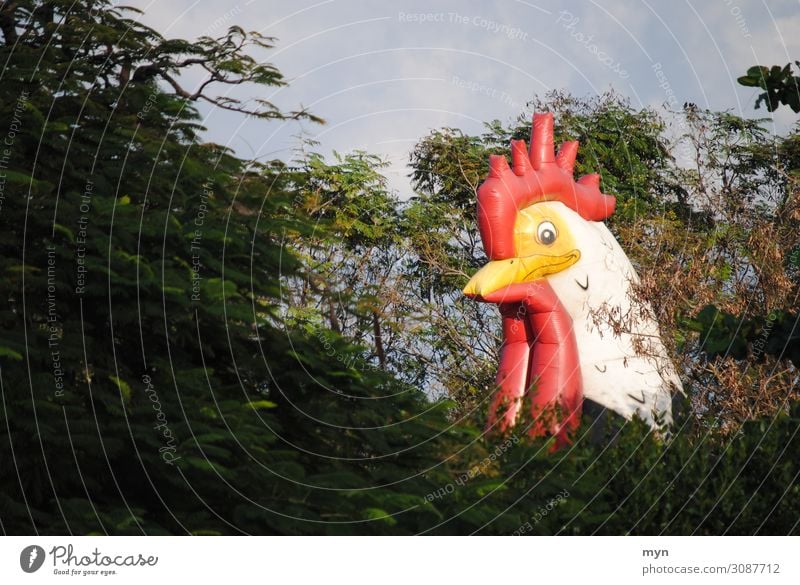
<box><xmin>120</xmin><ymin>0</ymin><xmax>800</xmax><ymax>196</ymax></box>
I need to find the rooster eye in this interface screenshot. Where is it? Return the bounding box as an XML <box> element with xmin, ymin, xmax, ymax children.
<box><xmin>537</xmin><ymin>221</ymin><xmax>557</xmax><ymax>245</ymax></box>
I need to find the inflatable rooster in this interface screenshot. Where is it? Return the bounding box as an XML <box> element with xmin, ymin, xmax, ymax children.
<box><xmin>463</xmin><ymin>113</ymin><xmax>682</xmax><ymax>446</ymax></box>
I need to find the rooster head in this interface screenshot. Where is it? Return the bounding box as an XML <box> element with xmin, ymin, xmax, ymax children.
<box><xmin>463</xmin><ymin>112</ymin><xmax>616</xmax><ymax>301</ymax></box>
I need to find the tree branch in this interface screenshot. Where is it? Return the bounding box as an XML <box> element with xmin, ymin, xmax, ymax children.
<box><xmin>0</xmin><ymin>1</ymin><xmax>19</xmax><ymax>46</ymax></box>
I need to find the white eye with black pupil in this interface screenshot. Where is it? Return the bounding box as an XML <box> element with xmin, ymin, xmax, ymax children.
<box><xmin>537</xmin><ymin>221</ymin><xmax>557</xmax><ymax>245</ymax></box>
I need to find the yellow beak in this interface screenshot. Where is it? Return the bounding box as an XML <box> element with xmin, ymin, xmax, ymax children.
<box><xmin>463</xmin><ymin>251</ymin><xmax>580</xmax><ymax>298</ymax></box>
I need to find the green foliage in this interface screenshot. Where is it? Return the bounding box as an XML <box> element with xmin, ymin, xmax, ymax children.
<box><xmin>682</xmin><ymin>305</ymin><xmax>753</xmax><ymax>359</ymax></box>
<box><xmin>1</xmin><ymin>0</ymin><xmax>460</xmax><ymax>535</ymax></box>
<box><xmin>738</xmin><ymin>63</ymin><xmax>800</xmax><ymax>112</ymax></box>
<box><xmin>529</xmin><ymin>92</ymin><xmax>680</xmax><ymax>219</ymax></box>
<box><xmin>0</xmin><ymin>1</ymin><xmax>798</xmax><ymax>536</ymax></box>
<box><xmin>684</xmin><ymin>307</ymin><xmax>800</xmax><ymax>367</ymax></box>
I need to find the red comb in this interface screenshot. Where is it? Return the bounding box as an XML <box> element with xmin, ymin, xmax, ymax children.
<box><xmin>477</xmin><ymin>112</ymin><xmax>616</xmax><ymax>261</ymax></box>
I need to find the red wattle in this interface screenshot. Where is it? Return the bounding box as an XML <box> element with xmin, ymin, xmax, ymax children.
<box><xmin>485</xmin><ymin>281</ymin><xmax>583</xmax><ymax>448</ymax></box>
<box><xmin>523</xmin><ymin>283</ymin><xmax>583</xmax><ymax>448</ymax></box>
<box><xmin>486</xmin><ymin>303</ymin><xmax>530</xmax><ymax>432</ymax></box>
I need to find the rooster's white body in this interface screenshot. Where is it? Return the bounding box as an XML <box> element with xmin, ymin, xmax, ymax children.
<box><xmin>545</xmin><ymin>203</ymin><xmax>681</xmax><ymax>426</ymax></box>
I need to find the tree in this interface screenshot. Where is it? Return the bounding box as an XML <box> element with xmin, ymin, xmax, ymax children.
<box><xmin>0</xmin><ymin>0</ymin><xmax>499</xmax><ymax>535</ymax></box>
<box><xmin>738</xmin><ymin>63</ymin><xmax>800</xmax><ymax>113</ymax></box>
